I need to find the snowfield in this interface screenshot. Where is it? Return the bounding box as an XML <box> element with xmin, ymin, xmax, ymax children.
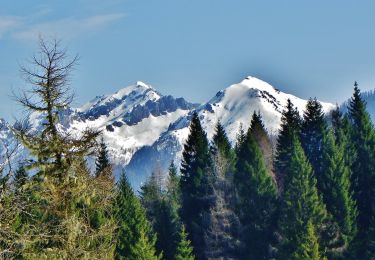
<box><xmin>0</xmin><ymin>76</ymin><xmax>344</xmax><ymax>188</ymax></box>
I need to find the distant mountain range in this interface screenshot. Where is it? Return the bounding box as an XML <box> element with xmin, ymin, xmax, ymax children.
<box><xmin>1</xmin><ymin>76</ymin><xmax>374</xmax><ymax>189</ymax></box>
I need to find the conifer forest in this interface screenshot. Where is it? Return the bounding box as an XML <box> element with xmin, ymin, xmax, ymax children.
<box><xmin>1</xmin><ymin>38</ymin><xmax>375</xmax><ymax>260</ymax></box>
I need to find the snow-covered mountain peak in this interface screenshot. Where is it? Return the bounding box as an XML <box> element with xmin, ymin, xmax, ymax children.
<box><xmin>240</xmin><ymin>76</ymin><xmax>279</xmax><ymax>93</ymax></box>
<box><xmin>135</xmin><ymin>80</ymin><xmax>152</xmax><ymax>89</ymax></box>
<box><xmin>111</xmin><ymin>81</ymin><xmax>160</xmax><ymax>101</ymax></box>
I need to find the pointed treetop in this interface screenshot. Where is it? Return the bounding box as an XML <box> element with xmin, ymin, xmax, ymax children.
<box><xmin>95</xmin><ymin>137</ymin><xmax>111</xmax><ymax>176</ymax></box>
<box><xmin>212</xmin><ymin>120</ymin><xmax>231</xmax><ymax>156</ymax></box>
<box><xmin>175</xmin><ymin>225</ymin><xmax>195</xmax><ymax>260</ymax></box>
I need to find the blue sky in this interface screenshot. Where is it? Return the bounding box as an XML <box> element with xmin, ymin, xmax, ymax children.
<box><xmin>1</xmin><ymin>0</ymin><xmax>375</xmax><ymax>121</ymax></box>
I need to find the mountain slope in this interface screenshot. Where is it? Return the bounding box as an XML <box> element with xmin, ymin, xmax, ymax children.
<box><xmin>69</xmin><ymin>81</ymin><xmax>197</xmax><ymax>165</ymax></box>
<box><xmin>125</xmin><ymin>76</ymin><xmax>335</xmax><ymax>188</ymax></box>
<box><xmin>0</xmin><ymin>76</ymin><xmax>340</xmax><ymax>189</ymax></box>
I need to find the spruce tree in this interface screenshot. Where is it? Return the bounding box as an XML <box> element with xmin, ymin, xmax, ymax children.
<box><xmin>235</xmin><ymin>123</ymin><xmax>246</xmax><ymax>154</ymax></box>
<box><xmin>175</xmin><ymin>225</ymin><xmax>195</xmax><ymax>260</ymax></box>
<box><xmin>277</xmin><ymin>135</ymin><xmax>328</xmax><ymax>259</ymax></box>
<box><xmin>115</xmin><ymin>172</ymin><xmax>159</xmax><ymax>260</ymax></box>
<box><xmin>95</xmin><ymin>137</ymin><xmax>110</xmax><ymax>177</ymax></box>
<box><xmin>301</xmin><ymin>100</ymin><xmax>357</xmax><ymax>251</ymax></box>
<box><xmin>211</xmin><ymin>121</ymin><xmax>232</xmax><ymax>158</ymax></box>
<box><xmin>300</xmin><ymin>98</ymin><xmax>328</xmax><ymax>182</ymax></box>
<box><xmin>320</xmin><ymin>131</ymin><xmax>357</xmax><ymax>248</ymax></box>
<box><xmin>166</xmin><ymin>161</ymin><xmax>181</xmax><ymax>213</ymax></box>
<box><xmin>347</xmin><ymin>84</ymin><xmax>375</xmax><ymax>257</ymax></box>
<box><xmin>180</xmin><ymin>112</ymin><xmax>211</xmax><ymax>259</ymax></box>
<box><xmin>274</xmin><ymin>99</ymin><xmax>301</xmax><ymax>191</ymax></box>
<box><xmin>300</xmin><ymin>98</ymin><xmax>327</xmax><ymax>171</ymax></box>
<box><xmin>331</xmin><ymin>106</ymin><xmax>347</xmax><ymax>145</ymax></box>
<box><xmin>162</xmin><ymin>162</ymin><xmax>183</xmax><ymax>260</ymax></box>
<box><xmin>331</xmin><ymin>106</ymin><xmax>354</xmax><ymax>170</ymax></box>
<box><xmin>249</xmin><ymin>111</ymin><xmax>274</xmax><ymax>175</ymax></box>
<box><xmin>235</xmin><ymin>129</ymin><xmax>277</xmax><ymax>259</ymax></box>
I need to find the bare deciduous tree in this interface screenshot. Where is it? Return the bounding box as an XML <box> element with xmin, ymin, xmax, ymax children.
<box><xmin>204</xmin><ymin>152</ymin><xmax>242</xmax><ymax>259</ymax></box>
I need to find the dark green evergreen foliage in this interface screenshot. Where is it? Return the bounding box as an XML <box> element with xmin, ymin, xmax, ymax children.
<box><xmin>366</xmin><ymin>216</ymin><xmax>375</xmax><ymax>259</ymax></box>
<box><xmin>115</xmin><ymin>172</ymin><xmax>159</xmax><ymax>259</ymax></box>
<box><xmin>166</xmin><ymin>162</ymin><xmax>181</xmax><ymax>211</ymax></box>
<box><xmin>331</xmin><ymin>106</ymin><xmax>347</xmax><ymax>144</ymax></box>
<box><xmin>331</xmin><ymin>106</ymin><xmax>354</xmax><ymax>171</ymax></box>
<box><xmin>277</xmin><ymin>135</ymin><xmax>328</xmax><ymax>259</ymax></box>
<box><xmin>163</xmin><ymin>162</ymin><xmax>183</xmax><ymax>260</ymax></box>
<box><xmin>140</xmin><ymin>167</ymin><xmax>181</xmax><ymax>260</ymax></box>
<box><xmin>235</xmin><ymin>123</ymin><xmax>246</xmax><ymax>154</ymax></box>
<box><xmin>300</xmin><ymin>98</ymin><xmax>328</xmax><ymax>180</ymax></box>
<box><xmin>320</xmin><ymin>131</ymin><xmax>357</xmax><ymax>247</ymax></box>
<box><xmin>155</xmin><ymin>199</ymin><xmax>181</xmax><ymax>260</ymax></box>
<box><xmin>347</xmin><ymin>84</ymin><xmax>375</xmax><ymax>257</ymax></box>
<box><xmin>211</xmin><ymin>121</ymin><xmax>232</xmax><ymax>158</ymax></box>
<box><xmin>175</xmin><ymin>225</ymin><xmax>195</xmax><ymax>260</ymax></box>
<box><xmin>249</xmin><ymin>111</ymin><xmax>274</xmax><ymax>175</ymax></box>
<box><xmin>140</xmin><ymin>168</ymin><xmax>164</xmax><ymax>224</ymax></box>
<box><xmin>234</xmin><ymin>129</ymin><xmax>277</xmax><ymax>259</ymax></box>
<box><xmin>95</xmin><ymin>137</ymin><xmax>110</xmax><ymax>176</ymax></box>
<box><xmin>301</xmin><ymin>100</ymin><xmax>357</xmax><ymax>250</ymax></box>
<box><xmin>13</xmin><ymin>164</ymin><xmax>28</xmax><ymax>190</ymax></box>
<box><xmin>211</xmin><ymin>120</ymin><xmax>236</xmax><ymax>175</ymax></box>
<box><xmin>180</xmin><ymin>112</ymin><xmax>212</xmax><ymax>259</ymax></box>
<box><xmin>275</xmin><ymin>99</ymin><xmax>301</xmax><ymax>191</ymax></box>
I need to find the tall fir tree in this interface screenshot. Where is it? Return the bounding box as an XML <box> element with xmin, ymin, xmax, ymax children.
<box><xmin>95</xmin><ymin>137</ymin><xmax>111</xmax><ymax>177</ymax></box>
<box><xmin>300</xmin><ymin>98</ymin><xmax>328</xmax><ymax>181</ymax></box>
<box><xmin>165</xmin><ymin>162</ymin><xmax>183</xmax><ymax>260</ymax></box>
<box><xmin>331</xmin><ymin>106</ymin><xmax>354</xmax><ymax>170</ymax></box>
<box><xmin>211</xmin><ymin>121</ymin><xmax>232</xmax><ymax>158</ymax></box>
<box><xmin>249</xmin><ymin>111</ymin><xmax>274</xmax><ymax>177</ymax></box>
<box><xmin>115</xmin><ymin>172</ymin><xmax>159</xmax><ymax>260</ymax></box>
<box><xmin>277</xmin><ymin>135</ymin><xmax>329</xmax><ymax>259</ymax></box>
<box><xmin>180</xmin><ymin>112</ymin><xmax>212</xmax><ymax>259</ymax></box>
<box><xmin>347</xmin><ymin>83</ymin><xmax>375</xmax><ymax>257</ymax></box>
<box><xmin>235</xmin><ymin>123</ymin><xmax>246</xmax><ymax>154</ymax></box>
<box><xmin>320</xmin><ymin>130</ymin><xmax>357</xmax><ymax>249</ymax></box>
<box><xmin>234</xmin><ymin>128</ymin><xmax>277</xmax><ymax>259</ymax></box>
<box><xmin>274</xmin><ymin>99</ymin><xmax>301</xmax><ymax>191</ymax></box>
<box><xmin>166</xmin><ymin>161</ymin><xmax>181</xmax><ymax>214</ymax></box>
<box><xmin>301</xmin><ymin>99</ymin><xmax>356</xmax><ymax>252</ymax></box>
